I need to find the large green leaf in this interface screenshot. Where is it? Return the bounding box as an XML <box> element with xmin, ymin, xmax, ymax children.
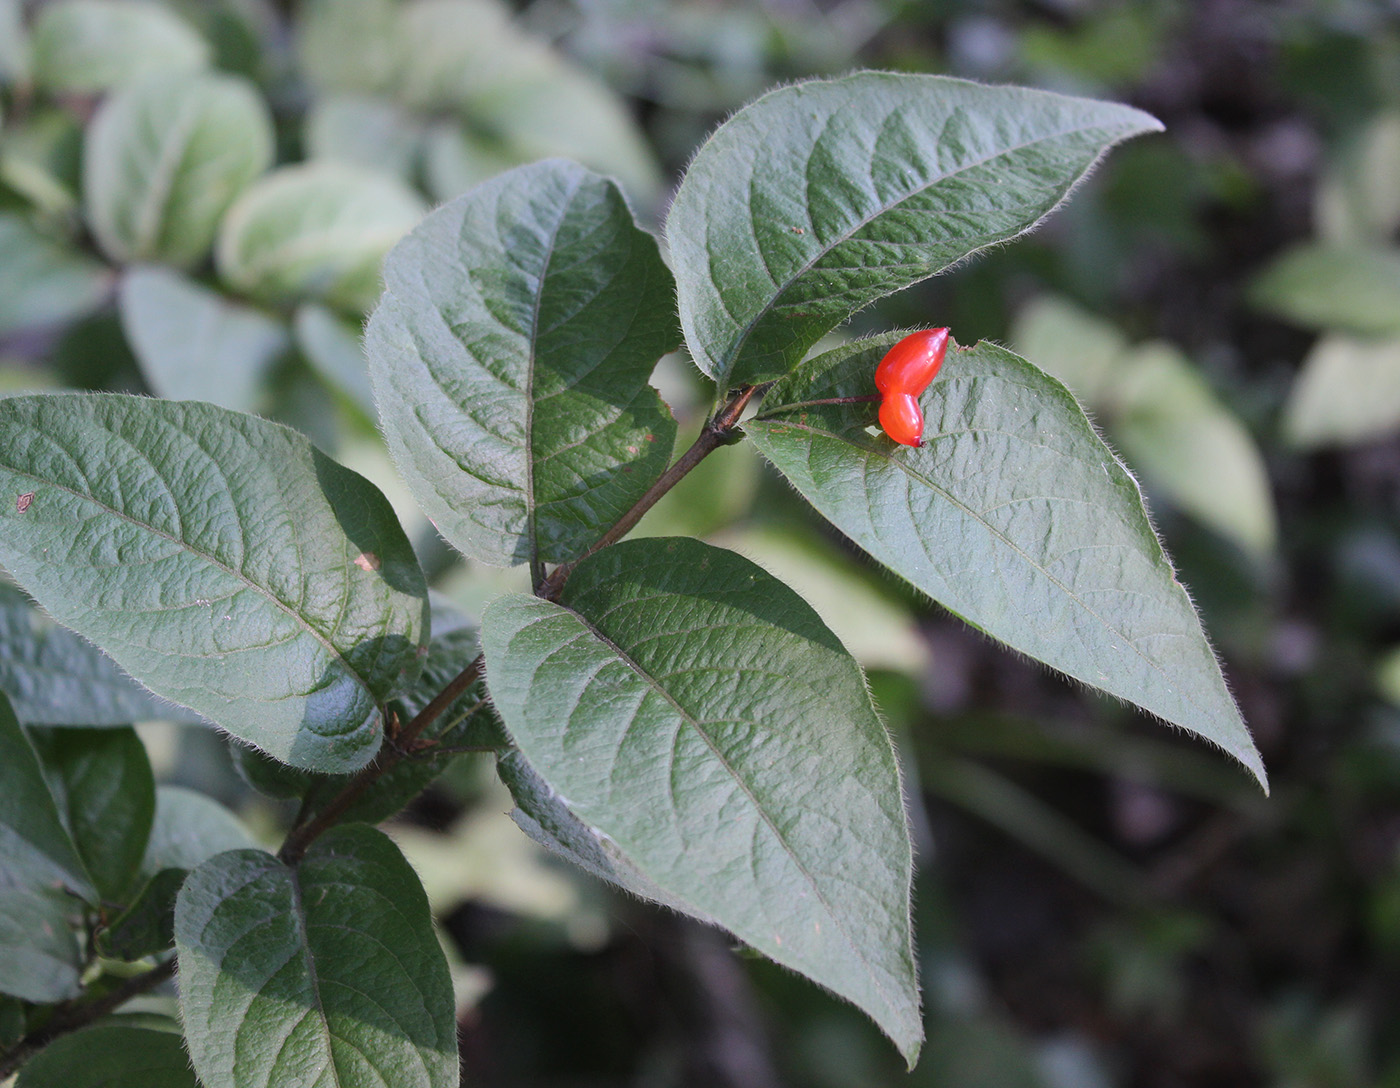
<box><xmin>30</xmin><ymin>726</ymin><xmax>155</xmax><ymax>904</ymax></box>
<box><xmin>0</xmin><ymin>394</ymin><xmax>429</xmax><ymax>773</ymax></box>
<box><xmin>481</xmin><ymin>537</ymin><xmax>921</xmax><ymax>1063</ymax></box>
<box><xmin>367</xmin><ymin>159</ymin><xmax>679</xmax><ymax>568</ymax></box>
<box><xmin>83</xmin><ymin>72</ymin><xmax>273</xmax><ymax>268</ymax></box>
<box><xmin>746</xmin><ymin>336</ymin><xmax>1266</xmax><ymax>788</ymax></box>
<box><xmin>666</xmin><ymin>71</ymin><xmax>1162</xmax><ymax>391</ymax></box>
<box><xmin>0</xmin><ymin>583</ymin><xmax>204</xmax><ymax>725</ymax></box>
<box><xmin>176</xmin><ymin>825</ymin><xmax>458</xmax><ymax>1088</ymax></box>
<box><xmin>1249</xmin><ymin>244</ymin><xmax>1400</xmax><ymax>337</ymax></box>
<box><xmin>0</xmin><ymin>214</ymin><xmax>111</xmax><ymax>338</ymax></box>
<box><xmin>1283</xmin><ymin>334</ymin><xmax>1400</xmax><ymax>448</ymax></box>
<box><xmin>304</xmin><ymin>95</ymin><xmax>423</xmax><ymax>183</ymax></box>
<box><xmin>0</xmin><ymin>693</ymin><xmax>94</xmax><ymax>902</ymax></box>
<box><xmin>120</xmin><ymin>267</ymin><xmax>288</xmax><ymax>412</ymax></box>
<box><xmin>30</xmin><ymin>0</ymin><xmax>209</xmax><ymax>94</ymax></box>
<box><xmin>15</xmin><ymin>1022</ymin><xmax>199</xmax><ymax>1087</ymax></box>
<box><xmin>0</xmin><ymin>883</ymin><xmax>82</xmax><ymax>1003</ymax></box>
<box><xmin>295</xmin><ymin>0</ymin><xmax>399</xmax><ymax>95</ymax></box>
<box><xmin>217</xmin><ymin>162</ymin><xmax>424</xmax><ymax>314</ymax></box>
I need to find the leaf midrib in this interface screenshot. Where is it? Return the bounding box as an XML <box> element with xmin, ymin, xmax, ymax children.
<box><xmin>712</xmin><ymin>115</ymin><xmax>1135</xmax><ymax>383</ymax></box>
<box><xmin>0</xmin><ymin>437</ymin><xmax>370</xmax><ymax>702</ymax></box>
<box><xmin>539</xmin><ymin>599</ymin><xmax>903</xmax><ymax>1023</ymax></box>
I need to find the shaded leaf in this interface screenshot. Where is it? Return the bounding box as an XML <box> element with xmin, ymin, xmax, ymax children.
<box><xmin>1249</xmin><ymin>244</ymin><xmax>1400</xmax><ymax>337</ymax></box>
<box><xmin>120</xmin><ymin>267</ymin><xmax>288</xmax><ymax>412</ymax></box>
<box><xmin>30</xmin><ymin>726</ymin><xmax>155</xmax><ymax>904</ymax></box>
<box><xmin>481</xmin><ymin>537</ymin><xmax>921</xmax><ymax>1063</ymax></box>
<box><xmin>176</xmin><ymin>825</ymin><xmax>458</xmax><ymax>1088</ymax></box>
<box><xmin>1283</xmin><ymin>334</ymin><xmax>1400</xmax><ymax>448</ymax></box>
<box><xmin>30</xmin><ymin>0</ymin><xmax>209</xmax><ymax>94</ymax></box>
<box><xmin>0</xmin><ymin>883</ymin><xmax>82</xmax><ymax>1003</ymax></box>
<box><xmin>304</xmin><ymin>95</ymin><xmax>422</xmax><ymax>182</ymax></box>
<box><xmin>15</xmin><ymin>1022</ymin><xmax>198</xmax><ymax>1087</ymax></box>
<box><xmin>0</xmin><ymin>693</ymin><xmax>94</xmax><ymax>902</ymax></box>
<box><xmin>746</xmin><ymin>336</ymin><xmax>1265</xmax><ymax>787</ymax></box>
<box><xmin>94</xmin><ymin>868</ymin><xmax>186</xmax><ymax>962</ymax></box>
<box><xmin>217</xmin><ymin>162</ymin><xmax>424</xmax><ymax>314</ymax></box>
<box><xmin>0</xmin><ymin>394</ymin><xmax>429</xmax><ymax>773</ymax></box>
<box><xmin>0</xmin><ymin>583</ymin><xmax>204</xmax><ymax>726</ymax></box>
<box><xmin>368</xmin><ymin>159</ymin><xmax>679</xmax><ymax>567</ymax></box>
<box><xmin>83</xmin><ymin>72</ymin><xmax>273</xmax><ymax>268</ymax></box>
<box><xmin>294</xmin><ymin>303</ymin><xmax>376</xmax><ymax>420</ymax></box>
<box><xmin>667</xmin><ymin>71</ymin><xmax>1162</xmax><ymax>391</ymax></box>
<box><xmin>0</xmin><ymin>214</ymin><xmax>110</xmax><ymax>338</ymax></box>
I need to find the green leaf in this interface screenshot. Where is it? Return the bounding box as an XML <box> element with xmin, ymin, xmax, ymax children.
<box><xmin>296</xmin><ymin>0</ymin><xmax>400</xmax><ymax>96</ymax></box>
<box><xmin>0</xmin><ymin>583</ymin><xmax>204</xmax><ymax>726</ymax></box>
<box><xmin>1249</xmin><ymin>244</ymin><xmax>1400</xmax><ymax>337</ymax></box>
<box><xmin>293</xmin><ymin>303</ymin><xmax>376</xmax><ymax>420</ymax></box>
<box><xmin>217</xmin><ymin>162</ymin><xmax>425</xmax><ymax>314</ymax></box>
<box><xmin>394</xmin><ymin>0</ymin><xmax>661</xmax><ymax>205</ymax></box>
<box><xmin>0</xmin><ymin>883</ymin><xmax>82</xmax><ymax>1003</ymax></box>
<box><xmin>304</xmin><ymin>95</ymin><xmax>422</xmax><ymax>183</ymax></box>
<box><xmin>1283</xmin><ymin>334</ymin><xmax>1400</xmax><ymax>448</ymax></box>
<box><xmin>15</xmin><ymin>1023</ymin><xmax>199</xmax><ymax>1088</ymax></box>
<box><xmin>176</xmin><ymin>825</ymin><xmax>458</xmax><ymax>1088</ymax></box>
<box><xmin>120</xmin><ymin>267</ymin><xmax>288</xmax><ymax>412</ymax></box>
<box><xmin>746</xmin><ymin>336</ymin><xmax>1266</xmax><ymax>789</ymax></box>
<box><xmin>1316</xmin><ymin>113</ymin><xmax>1400</xmax><ymax>245</ymax></box>
<box><xmin>30</xmin><ymin>0</ymin><xmax>209</xmax><ymax>94</ymax></box>
<box><xmin>1011</xmin><ymin>295</ymin><xmax>1131</xmax><ymax>405</ymax></box>
<box><xmin>419</xmin><ymin>121</ymin><xmax>526</xmax><ymax>203</ymax></box>
<box><xmin>0</xmin><ymin>693</ymin><xmax>94</xmax><ymax>902</ymax></box>
<box><xmin>481</xmin><ymin>537</ymin><xmax>921</xmax><ymax>1063</ymax></box>
<box><xmin>83</xmin><ymin>72</ymin><xmax>273</xmax><ymax>269</ymax></box>
<box><xmin>0</xmin><ymin>110</ymin><xmax>83</xmax><ymax>216</ymax></box>
<box><xmin>666</xmin><ymin>71</ymin><xmax>1162</xmax><ymax>391</ymax></box>
<box><xmin>29</xmin><ymin>726</ymin><xmax>155</xmax><ymax>904</ymax></box>
<box><xmin>0</xmin><ymin>214</ymin><xmax>110</xmax><ymax>338</ymax></box>
<box><xmin>0</xmin><ymin>393</ymin><xmax>429</xmax><ymax>773</ymax></box>
<box><xmin>1112</xmin><ymin>343</ymin><xmax>1277</xmax><ymax>554</ymax></box>
<box><xmin>367</xmin><ymin>159</ymin><xmax>679</xmax><ymax>568</ymax></box>
<box><xmin>0</xmin><ymin>993</ymin><xmax>24</xmax><ymax>1048</ymax></box>
<box><xmin>0</xmin><ymin>0</ymin><xmax>28</xmax><ymax>85</ymax></box>
<box><xmin>97</xmin><ymin>784</ymin><xmax>257</xmax><ymax>960</ymax></box>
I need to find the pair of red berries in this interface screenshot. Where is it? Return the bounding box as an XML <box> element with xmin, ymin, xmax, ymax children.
<box><xmin>874</xmin><ymin>328</ymin><xmax>949</xmax><ymax>447</ymax></box>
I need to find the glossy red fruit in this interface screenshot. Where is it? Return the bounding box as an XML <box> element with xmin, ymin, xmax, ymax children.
<box><xmin>874</xmin><ymin>328</ymin><xmax>949</xmax><ymax>398</ymax></box>
<box><xmin>879</xmin><ymin>392</ymin><xmax>924</xmax><ymax>447</ymax></box>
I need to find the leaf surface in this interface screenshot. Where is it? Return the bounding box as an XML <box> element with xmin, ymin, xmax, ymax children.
<box><xmin>0</xmin><ymin>394</ymin><xmax>428</xmax><ymax>773</ymax></box>
<box><xmin>120</xmin><ymin>267</ymin><xmax>288</xmax><ymax>412</ymax></box>
<box><xmin>0</xmin><ymin>214</ymin><xmax>110</xmax><ymax>338</ymax></box>
<box><xmin>31</xmin><ymin>0</ymin><xmax>209</xmax><ymax>93</ymax></box>
<box><xmin>1283</xmin><ymin>334</ymin><xmax>1400</xmax><ymax>448</ymax></box>
<box><xmin>15</xmin><ymin>1022</ymin><xmax>200</xmax><ymax>1087</ymax></box>
<box><xmin>667</xmin><ymin>71</ymin><xmax>1162</xmax><ymax>390</ymax></box>
<box><xmin>1249</xmin><ymin>244</ymin><xmax>1400</xmax><ymax>337</ymax></box>
<box><xmin>481</xmin><ymin>537</ymin><xmax>921</xmax><ymax>1062</ymax></box>
<box><xmin>368</xmin><ymin>159</ymin><xmax>679</xmax><ymax>568</ymax></box>
<box><xmin>747</xmin><ymin>336</ymin><xmax>1265</xmax><ymax>787</ymax></box>
<box><xmin>0</xmin><ymin>883</ymin><xmax>82</xmax><ymax>1003</ymax></box>
<box><xmin>176</xmin><ymin>825</ymin><xmax>458</xmax><ymax>1088</ymax></box>
<box><xmin>83</xmin><ymin>72</ymin><xmax>273</xmax><ymax>267</ymax></box>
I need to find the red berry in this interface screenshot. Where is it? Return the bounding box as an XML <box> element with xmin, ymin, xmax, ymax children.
<box><xmin>879</xmin><ymin>392</ymin><xmax>924</xmax><ymax>447</ymax></box>
<box><xmin>874</xmin><ymin>328</ymin><xmax>949</xmax><ymax>398</ymax></box>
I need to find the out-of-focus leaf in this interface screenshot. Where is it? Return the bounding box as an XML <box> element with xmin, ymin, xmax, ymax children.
<box><xmin>0</xmin><ymin>394</ymin><xmax>429</xmax><ymax>773</ymax></box>
<box><xmin>1011</xmin><ymin>295</ymin><xmax>1130</xmax><ymax>405</ymax></box>
<box><xmin>293</xmin><ymin>303</ymin><xmax>375</xmax><ymax>420</ymax></box>
<box><xmin>120</xmin><ymin>267</ymin><xmax>288</xmax><ymax>412</ymax></box>
<box><xmin>667</xmin><ymin>71</ymin><xmax>1162</xmax><ymax>391</ymax></box>
<box><xmin>482</xmin><ymin>537</ymin><xmax>922</xmax><ymax>1063</ymax></box>
<box><xmin>304</xmin><ymin>95</ymin><xmax>422</xmax><ymax>182</ymax></box>
<box><xmin>0</xmin><ymin>583</ymin><xmax>204</xmax><ymax>726</ymax></box>
<box><xmin>0</xmin><ymin>215</ymin><xmax>110</xmax><ymax>338</ymax></box>
<box><xmin>217</xmin><ymin>162</ymin><xmax>424</xmax><ymax>314</ymax></box>
<box><xmin>83</xmin><ymin>72</ymin><xmax>273</xmax><ymax>268</ymax></box>
<box><xmin>296</xmin><ymin>0</ymin><xmax>399</xmax><ymax>95</ymax></box>
<box><xmin>0</xmin><ymin>883</ymin><xmax>82</xmax><ymax>1003</ymax></box>
<box><xmin>748</xmin><ymin>336</ymin><xmax>1266</xmax><ymax>788</ymax></box>
<box><xmin>30</xmin><ymin>726</ymin><xmax>155</xmax><ymax>904</ymax></box>
<box><xmin>30</xmin><ymin>0</ymin><xmax>210</xmax><ymax>94</ymax></box>
<box><xmin>0</xmin><ymin>110</ymin><xmax>82</xmax><ymax>216</ymax></box>
<box><xmin>1317</xmin><ymin>113</ymin><xmax>1400</xmax><ymax>245</ymax></box>
<box><xmin>393</xmin><ymin>0</ymin><xmax>661</xmax><ymax>205</ymax></box>
<box><xmin>176</xmin><ymin>825</ymin><xmax>459</xmax><ymax>1088</ymax></box>
<box><xmin>367</xmin><ymin>160</ymin><xmax>678</xmax><ymax>568</ymax></box>
<box><xmin>1283</xmin><ymin>333</ymin><xmax>1400</xmax><ymax>448</ymax></box>
<box><xmin>419</xmin><ymin>121</ymin><xmax>524</xmax><ymax>203</ymax></box>
<box><xmin>0</xmin><ymin>0</ymin><xmax>28</xmax><ymax>85</ymax></box>
<box><xmin>1249</xmin><ymin>244</ymin><xmax>1400</xmax><ymax>337</ymax></box>
<box><xmin>15</xmin><ymin>1022</ymin><xmax>200</xmax><ymax>1087</ymax></box>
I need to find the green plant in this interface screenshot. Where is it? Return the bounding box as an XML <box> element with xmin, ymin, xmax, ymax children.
<box><xmin>0</xmin><ymin>58</ymin><xmax>1268</xmax><ymax>1087</ymax></box>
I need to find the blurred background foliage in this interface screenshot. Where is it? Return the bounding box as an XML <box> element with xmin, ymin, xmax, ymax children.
<box><xmin>3</xmin><ymin>0</ymin><xmax>1400</xmax><ymax>1084</ymax></box>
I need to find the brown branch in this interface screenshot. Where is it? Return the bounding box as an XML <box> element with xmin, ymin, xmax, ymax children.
<box><xmin>0</xmin><ymin>958</ymin><xmax>176</xmax><ymax>1080</ymax></box>
<box><xmin>277</xmin><ymin>654</ymin><xmax>485</xmax><ymax>865</ymax></box>
<box><xmin>538</xmin><ymin>384</ymin><xmax>762</xmax><ymax>601</ymax></box>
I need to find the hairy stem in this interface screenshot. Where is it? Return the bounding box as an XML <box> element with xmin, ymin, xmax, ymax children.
<box><xmin>0</xmin><ymin>958</ymin><xmax>176</xmax><ymax>1079</ymax></box>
